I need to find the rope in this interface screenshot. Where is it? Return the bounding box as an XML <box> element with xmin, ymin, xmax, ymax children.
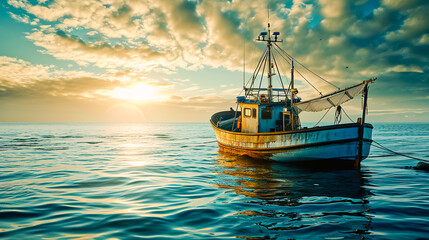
<box><xmin>272</xmin><ymin>45</ymin><xmax>324</xmax><ymax>97</ymax></box>
<box><xmin>367</xmin><ymin>140</ymin><xmax>428</xmax><ymax>162</ymax></box>
<box><xmin>272</xmin><ymin>46</ymin><xmax>292</xmax><ymax>97</ymax></box>
<box><xmin>273</xmin><ymin>43</ymin><xmax>340</xmax><ymax>89</ymax></box>
<box><xmin>245</xmin><ymin>47</ymin><xmax>268</xmax><ymax>95</ymax></box>
<box><xmin>256</xmin><ymin>55</ymin><xmax>267</xmax><ymax>98</ymax></box>
<box><xmin>271</xmin><ymin>53</ymin><xmax>289</xmax><ymax>100</ymax></box>
<box><xmin>367</xmin><ymin>154</ymin><xmax>396</xmax><ymax>158</ymax></box>
<box><xmin>247</xmin><ymin>49</ymin><xmax>268</xmax><ymax>99</ymax></box>
<box><xmin>341</xmin><ymin>108</ymin><xmax>355</xmax><ymax>123</ymax></box>
<box><xmin>295</xmin><ymin>68</ymin><xmax>323</xmax><ymax>95</ymax></box>
<box><xmin>314</xmin><ymin>107</ymin><xmax>332</xmax><ymax>127</ymax></box>
<box><xmin>273</xmin><ymin>43</ymin><xmax>292</xmax><ymax>62</ymax></box>
<box><xmin>334</xmin><ymin>106</ymin><xmax>342</xmax><ymax>125</ymax></box>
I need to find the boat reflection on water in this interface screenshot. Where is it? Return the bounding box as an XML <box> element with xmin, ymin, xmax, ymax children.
<box><xmin>213</xmin><ymin>152</ymin><xmax>373</xmax><ymax>239</ymax></box>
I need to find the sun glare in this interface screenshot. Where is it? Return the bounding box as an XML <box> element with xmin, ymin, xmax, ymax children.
<box><xmin>109</xmin><ymin>83</ymin><xmax>159</xmax><ymax>101</ymax></box>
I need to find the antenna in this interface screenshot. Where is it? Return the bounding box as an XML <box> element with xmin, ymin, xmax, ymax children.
<box><xmin>267</xmin><ymin>4</ymin><xmax>270</xmax><ymax>23</ymax></box>
<box><xmin>243</xmin><ymin>39</ymin><xmax>245</xmax><ymax>88</ymax></box>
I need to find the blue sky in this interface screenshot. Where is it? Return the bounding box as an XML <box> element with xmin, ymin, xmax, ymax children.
<box><xmin>0</xmin><ymin>0</ymin><xmax>428</xmax><ymax>122</ymax></box>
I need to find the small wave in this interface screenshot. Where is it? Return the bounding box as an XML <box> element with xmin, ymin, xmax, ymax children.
<box><xmin>11</xmin><ymin>137</ymin><xmax>40</xmax><ymax>142</ymax></box>
<box><xmin>78</xmin><ymin>141</ymin><xmax>103</xmax><ymax>145</ymax></box>
<box><xmin>59</xmin><ymin>135</ymin><xmax>84</xmax><ymax>139</ymax></box>
<box><xmin>0</xmin><ymin>210</ymin><xmax>43</xmax><ymax>219</ymax></box>
<box><xmin>51</xmin><ymin>177</ymin><xmax>129</xmax><ymax>189</ymax></box>
<box><xmin>41</xmin><ymin>135</ymin><xmax>55</xmax><ymax>138</ymax></box>
<box><xmin>4</xmin><ymin>143</ymin><xmax>40</xmax><ymax>147</ymax></box>
<box><xmin>152</xmin><ymin>134</ymin><xmax>172</xmax><ymax>140</ymax></box>
<box><xmin>35</xmin><ymin>147</ymin><xmax>68</xmax><ymax>151</ymax></box>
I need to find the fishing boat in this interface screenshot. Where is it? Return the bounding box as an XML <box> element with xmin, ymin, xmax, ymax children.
<box><xmin>210</xmin><ymin>23</ymin><xmax>376</xmax><ymax>167</ymax></box>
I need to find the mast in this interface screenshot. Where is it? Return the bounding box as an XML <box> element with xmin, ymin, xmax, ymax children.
<box><xmin>291</xmin><ymin>59</ymin><xmax>294</xmax><ymax>129</ymax></box>
<box><xmin>255</xmin><ymin>23</ymin><xmax>282</xmax><ymax>102</ymax></box>
<box><xmin>267</xmin><ymin>23</ymin><xmax>272</xmax><ymax>102</ymax></box>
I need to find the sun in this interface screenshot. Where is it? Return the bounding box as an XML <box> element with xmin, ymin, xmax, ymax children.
<box><xmin>108</xmin><ymin>83</ymin><xmax>159</xmax><ymax>101</ymax></box>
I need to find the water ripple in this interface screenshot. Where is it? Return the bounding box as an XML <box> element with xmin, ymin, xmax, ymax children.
<box><xmin>0</xmin><ymin>123</ymin><xmax>428</xmax><ymax>239</ymax></box>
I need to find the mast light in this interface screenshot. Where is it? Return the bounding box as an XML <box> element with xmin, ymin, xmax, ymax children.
<box><xmin>273</xmin><ymin>32</ymin><xmax>280</xmax><ymax>41</ymax></box>
<box><xmin>259</xmin><ymin>32</ymin><xmax>268</xmax><ymax>40</ymax></box>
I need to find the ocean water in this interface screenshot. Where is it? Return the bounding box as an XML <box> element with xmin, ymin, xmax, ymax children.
<box><xmin>0</xmin><ymin>122</ymin><xmax>428</xmax><ymax>240</ymax></box>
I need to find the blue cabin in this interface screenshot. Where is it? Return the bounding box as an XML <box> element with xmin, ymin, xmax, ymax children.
<box><xmin>238</xmin><ymin>97</ymin><xmax>300</xmax><ymax>133</ymax></box>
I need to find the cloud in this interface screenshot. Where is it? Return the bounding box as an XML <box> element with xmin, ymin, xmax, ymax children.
<box><xmin>8</xmin><ymin>11</ymin><xmax>30</xmax><ymax>23</ymax></box>
<box><xmin>382</xmin><ymin>0</ymin><xmax>421</xmax><ymax>10</ymax></box>
<box><xmin>3</xmin><ymin>0</ymin><xmax>429</xmax><ymax>122</ymax></box>
<box><xmin>7</xmin><ymin>0</ymin><xmax>30</xmax><ymax>9</ymax></box>
<box><xmin>0</xmin><ymin>56</ymin><xmax>52</xmax><ymax>82</ymax></box>
<box><xmin>386</xmin><ymin>65</ymin><xmax>423</xmax><ymax>73</ymax></box>
<box><xmin>0</xmin><ymin>56</ymin><xmax>174</xmax><ymax>101</ymax></box>
<box><xmin>369</xmin><ymin>108</ymin><xmax>425</xmax><ymax>115</ymax></box>
<box><xmin>10</xmin><ymin>0</ymin><xmax>426</xmax><ymax>81</ymax></box>
<box><xmin>0</xmin><ymin>77</ymin><xmax>118</xmax><ymax>99</ymax></box>
<box><xmin>163</xmin><ymin>94</ymin><xmax>233</xmax><ymax>111</ymax></box>
<box><xmin>26</xmin><ymin>28</ymin><xmax>178</xmax><ymax>70</ymax></box>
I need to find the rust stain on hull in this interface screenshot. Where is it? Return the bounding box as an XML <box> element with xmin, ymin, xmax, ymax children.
<box><xmin>211</xmin><ymin>121</ymin><xmax>373</xmax><ymax>161</ymax></box>
<box><xmin>218</xmin><ymin>143</ymin><xmax>273</xmax><ymax>160</ymax></box>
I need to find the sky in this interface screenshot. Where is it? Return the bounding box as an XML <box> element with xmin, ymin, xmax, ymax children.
<box><xmin>0</xmin><ymin>0</ymin><xmax>428</xmax><ymax>123</ymax></box>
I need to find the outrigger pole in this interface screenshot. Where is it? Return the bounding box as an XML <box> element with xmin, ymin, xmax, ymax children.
<box><xmin>356</xmin><ymin>82</ymin><xmax>369</xmax><ymax>169</ymax></box>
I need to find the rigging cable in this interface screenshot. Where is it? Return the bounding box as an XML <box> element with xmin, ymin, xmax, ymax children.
<box><xmin>256</xmin><ymin>57</ymin><xmax>267</xmax><ymax>98</ymax></box>
<box><xmin>314</xmin><ymin>107</ymin><xmax>333</xmax><ymax>127</ymax></box>
<box><xmin>272</xmin><ymin>46</ymin><xmax>292</xmax><ymax>96</ymax></box>
<box><xmin>273</xmin><ymin>43</ymin><xmax>340</xmax><ymax>90</ymax></box>
<box><xmin>234</xmin><ymin>46</ymin><xmax>269</xmax><ymax>130</ymax></box>
<box><xmin>248</xmin><ymin>48</ymin><xmax>268</xmax><ymax>88</ymax></box>
<box><xmin>273</xmin><ymin>50</ymin><xmax>291</xmax><ymax>87</ymax></box>
<box><xmin>273</xmin><ymin>43</ymin><xmax>358</xmax><ymax>127</ymax></box>
<box><xmin>244</xmin><ymin>48</ymin><xmax>268</xmax><ymax>98</ymax></box>
<box><xmin>247</xmin><ymin>47</ymin><xmax>268</xmax><ymax>89</ymax></box>
<box><xmin>271</xmin><ymin>46</ymin><xmax>292</xmax><ymax>97</ymax></box>
<box><xmin>273</xmin><ymin>45</ymin><xmax>324</xmax><ymax>97</ymax></box>
<box><xmin>272</xmin><ymin>45</ymin><xmax>291</xmax><ymax>65</ymax></box>
<box><xmin>367</xmin><ymin>140</ymin><xmax>429</xmax><ymax>163</ymax></box>
<box><xmin>271</xmin><ymin>53</ymin><xmax>289</xmax><ymax>100</ymax></box>
<box><xmin>295</xmin><ymin>68</ymin><xmax>323</xmax><ymax>96</ymax></box>
<box><xmin>273</xmin><ymin>43</ymin><xmax>292</xmax><ymax>62</ymax></box>
<box><xmin>341</xmin><ymin>107</ymin><xmax>355</xmax><ymax>123</ymax></box>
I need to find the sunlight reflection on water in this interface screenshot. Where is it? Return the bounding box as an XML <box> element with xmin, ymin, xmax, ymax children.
<box><xmin>0</xmin><ymin>123</ymin><xmax>428</xmax><ymax>239</ymax></box>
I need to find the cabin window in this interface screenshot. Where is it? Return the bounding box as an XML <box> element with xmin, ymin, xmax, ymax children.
<box><xmin>261</xmin><ymin>107</ymin><xmax>272</xmax><ymax>119</ymax></box>
<box><xmin>252</xmin><ymin>109</ymin><xmax>257</xmax><ymax>118</ymax></box>
<box><xmin>244</xmin><ymin>108</ymin><xmax>252</xmax><ymax>117</ymax></box>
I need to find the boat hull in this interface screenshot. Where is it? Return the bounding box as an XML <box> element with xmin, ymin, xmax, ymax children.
<box><xmin>211</xmin><ymin>122</ymin><xmax>373</xmax><ymax>162</ymax></box>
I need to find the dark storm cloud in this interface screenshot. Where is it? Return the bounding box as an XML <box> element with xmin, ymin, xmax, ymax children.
<box><xmin>372</xmin><ymin>71</ymin><xmax>428</xmax><ymax>98</ymax></box>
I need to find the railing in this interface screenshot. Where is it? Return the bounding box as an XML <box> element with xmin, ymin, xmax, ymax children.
<box><xmin>210</xmin><ymin>111</ymin><xmax>241</xmax><ymax>131</ymax></box>
<box><xmin>244</xmin><ymin>88</ymin><xmax>289</xmax><ymax>103</ymax></box>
